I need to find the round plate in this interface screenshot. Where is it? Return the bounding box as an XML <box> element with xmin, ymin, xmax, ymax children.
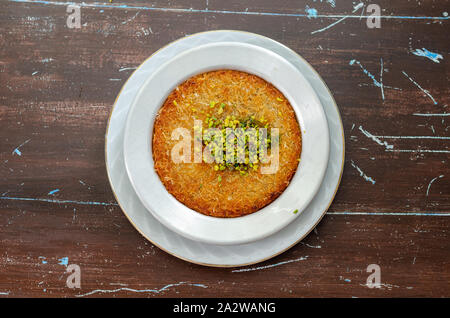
<box><xmin>105</xmin><ymin>30</ymin><xmax>344</xmax><ymax>267</ymax></box>
<box><xmin>123</xmin><ymin>42</ymin><xmax>330</xmax><ymax>245</ymax></box>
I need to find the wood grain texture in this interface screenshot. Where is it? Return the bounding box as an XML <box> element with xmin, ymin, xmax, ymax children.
<box><xmin>0</xmin><ymin>0</ymin><xmax>449</xmax><ymax>297</ymax></box>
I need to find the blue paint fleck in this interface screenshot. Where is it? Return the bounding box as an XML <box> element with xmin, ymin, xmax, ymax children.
<box><xmin>11</xmin><ymin>139</ymin><xmax>30</xmax><ymax>156</ymax></box>
<box><xmin>13</xmin><ymin>149</ymin><xmax>22</xmax><ymax>156</ymax></box>
<box><xmin>38</xmin><ymin>256</ymin><xmax>47</xmax><ymax>264</ymax></box>
<box><xmin>412</xmin><ymin>48</ymin><xmax>443</xmax><ymax>63</ymax></box>
<box><xmin>58</xmin><ymin>257</ymin><xmax>69</xmax><ymax>267</ymax></box>
<box><xmin>305</xmin><ymin>6</ymin><xmax>318</xmax><ymax>19</ymax></box>
<box><xmin>349</xmin><ymin>59</ymin><xmax>382</xmax><ymax>87</ymax></box>
<box><xmin>48</xmin><ymin>189</ymin><xmax>60</xmax><ymax>195</ymax></box>
<box><xmin>344</xmin><ymin>278</ymin><xmax>351</xmax><ymax>283</ymax></box>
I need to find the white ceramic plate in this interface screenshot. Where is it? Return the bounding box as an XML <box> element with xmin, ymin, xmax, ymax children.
<box><xmin>106</xmin><ymin>30</ymin><xmax>344</xmax><ymax>267</ymax></box>
<box><xmin>123</xmin><ymin>42</ymin><xmax>330</xmax><ymax>245</ymax></box>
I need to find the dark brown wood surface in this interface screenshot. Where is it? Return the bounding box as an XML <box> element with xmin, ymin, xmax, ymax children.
<box><xmin>1</xmin><ymin>0</ymin><xmax>449</xmax><ymax>297</ymax></box>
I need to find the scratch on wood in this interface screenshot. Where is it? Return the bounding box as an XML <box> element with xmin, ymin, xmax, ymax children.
<box><xmin>359</xmin><ymin>126</ymin><xmax>394</xmax><ymax>149</ymax></box>
<box><xmin>0</xmin><ymin>196</ymin><xmax>118</xmax><ymax>206</ymax></box>
<box><xmin>9</xmin><ymin>0</ymin><xmax>450</xmax><ymax>20</ymax></box>
<box><xmin>350</xmin><ymin>59</ymin><xmax>390</xmax><ymax>100</ymax></box>
<box><xmin>413</xmin><ymin>113</ymin><xmax>449</xmax><ymax>117</ymax></box>
<box><xmin>75</xmin><ymin>282</ymin><xmax>208</xmax><ymax>297</ymax></box>
<box><xmin>426</xmin><ymin>175</ymin><xmax>444</xmax><ymax>196</ymax></box>
<box><xmin>311</xmin><ymin>16</ymin><xmax>348</xmax><ymax>34</ymax></box>
<box><xmin>327</xmin><ymin>211</ymin><xmax>450</xmax><ymax>216</ymax></box>
<box><xmin>350</xmin><ymin>160</ymin><xmax>376</xmax><ymax>184</ymax></box>
<box><xmin>353</xmin><ymin>2</ymin><xmax>364</xmax><ymax>12</ymax></box>
<box><xmin>311</xmin><ymin>3</ymin><xmax>368</xmax><ymax>34</ymax></box>
<box><xmin>231</xmin><ymin>256</ymin><xmax>309</xmax><ymax>273</ymax></box>
<box><xmin>118</xmin><ymin>67</ymin><xmax>137</xmax><ymax>72</ymax></box>
<box><xmin>373</xmin><ymin>135</ymin><xmax>450</xmax><ymax>140</ymax></box>
<box><xmin>359</xmin><ymin>283</ymin><xmax>400</xmax><ymax>290</ymax></box>
<box><xmin>379</xmin><ymin>57</ymin><xmax>385</xmax><ymax>100</ymax></box>
<box><xmin>386</xmin><ymin>149</ymin><xmax>450</xmax><ymax>154</ymax></box>
<box><xmin>300</xmin><ymin>242</ymin><xmax>322</xmax><ymax>248</ymax></box>
<box><xmin>121</xmin><ymin>11</ymin><xmax>140</xmax><ymax>24</ymax></box>
<box><xmin>402</xmin><ymin>71</ymin><xmax>438</xmax><ymax>105</ymax></box>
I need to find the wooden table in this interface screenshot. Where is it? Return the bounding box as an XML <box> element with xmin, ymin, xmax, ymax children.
<box><xmin>1</xmin><ymin>0</ymin><xmax>449</xmax><ymax>298</ymax></box>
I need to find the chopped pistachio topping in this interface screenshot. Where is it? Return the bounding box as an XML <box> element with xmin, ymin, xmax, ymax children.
<box><xmin>202</xmin><ymin>102</ymin><xmax>272</xmax><ymax>177</ymax></box>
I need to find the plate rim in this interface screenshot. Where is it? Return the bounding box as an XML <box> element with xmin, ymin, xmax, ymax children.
<box><xmin>105</xmin><ymin>30</ymin><xmax>345</xmax><ymax>267</ymax></box>
<box><xmin>122</xmin><ymin>40</ymin><xmax>331</xmax><ymax>245</ymax></box>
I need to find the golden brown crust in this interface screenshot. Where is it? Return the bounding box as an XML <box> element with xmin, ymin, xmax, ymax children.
<box><xmin>152</xmin><ymin>70</ymin><xmax>302</xmax><ymax>218</ymax></box>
